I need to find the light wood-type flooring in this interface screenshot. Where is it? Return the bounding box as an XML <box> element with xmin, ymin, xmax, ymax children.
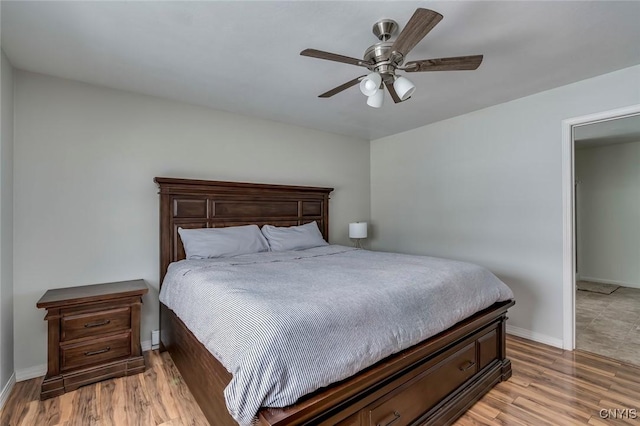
<box><xmin>1</xmin><ymin>336</ymin><xmax>639</xmax><ymax>425</ymax></box>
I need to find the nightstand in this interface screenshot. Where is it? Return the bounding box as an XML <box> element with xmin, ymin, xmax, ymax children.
<box><xmin>36</xmin><ymin>279</ymin><xmax>148</xmax><ymax>400</ymax></box>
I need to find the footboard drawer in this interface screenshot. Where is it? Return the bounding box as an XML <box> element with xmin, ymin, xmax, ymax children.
<box><xmin>367</xmin><ymin>342</ymin><xmax>477</xmax><ymax>426</ymax></box>
<box><xmin>478</xmin><ymin>329</ymin><xmax>498</xmax><ymax>370</ymax></box>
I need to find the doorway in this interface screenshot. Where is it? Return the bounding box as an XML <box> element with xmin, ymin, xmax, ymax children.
<box><xmin>573</xmin><ymin>115</ymin><xmax>640</xmax><ymax>364</ymax></box>
<box><xmin>562</xmin><ymin>105</ymin><xmax>640</xmax><ymax>350</ymax></box>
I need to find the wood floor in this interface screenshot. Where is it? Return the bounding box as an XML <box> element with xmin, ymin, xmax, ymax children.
<box><xmin>1</xmin><ymin>336</ymin><xmax>639</xmax><ymax>425</ymax></box>
<box><xmin>0</xmin><ymin>351</ymin><xmax>209</xmax><ymax>426</ymax></box>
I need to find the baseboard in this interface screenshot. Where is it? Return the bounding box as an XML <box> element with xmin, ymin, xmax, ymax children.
<box><xmin>15</xmin><ymin>364</ymin><xmax>46</xmax><ymax>382</ymax></box>
<box><xmin>16</xmin><ymin>340</ymin><xmax>154</xmax><ymax>382</ymax></box>
<box><xmin>579</xmin><ymin>276</ymin><xmax>640</xmax><ymax>289</ymax></box>
<box><xmin>0</xmin><ymin>372</ymin><xmax>16</xmax><ymax>411</ymax></box>
<box><xmin>507</xmin><ymin>325</ymin><xmax>563</xmax><ymax>349</ymax></box>
<box><xmin>141</xmin><ymin>339</ymin><xmax>153</xmax><ymax>352</ymax></box>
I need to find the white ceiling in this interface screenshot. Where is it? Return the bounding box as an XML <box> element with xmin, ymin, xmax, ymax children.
<box><xmin>2</xmin><ymin>1</ymin><xmax>640</xmax><ymax>140</ymax></box>
<box><xmin>575</xmin><ymin>114</ymin><xmax>640</xmax><ymax>148</ymax></box>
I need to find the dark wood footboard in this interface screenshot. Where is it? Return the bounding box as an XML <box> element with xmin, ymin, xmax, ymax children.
<box><xmin>162</xmin><ymin>300</ymin><xmax>514</xmax><ymax>426</ymax></box>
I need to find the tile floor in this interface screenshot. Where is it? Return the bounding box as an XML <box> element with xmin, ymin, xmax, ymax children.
<box><xmin>576</xmin><ymin>285</ymin><xmax>640</xmax><ymax>365</ymax></box>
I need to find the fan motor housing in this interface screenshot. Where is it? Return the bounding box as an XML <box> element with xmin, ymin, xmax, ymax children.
<box><xmin>364</xmin><ymin>42</ymin><xmax>394</xmax><ymax>64</ymax></box>
<box><xmin>364</xmin><ymin>41</ymin><xmax>404</xmax><ymax>80</ymax></box>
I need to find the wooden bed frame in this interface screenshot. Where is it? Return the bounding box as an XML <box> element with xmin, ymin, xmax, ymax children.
<box><xmin>155</xmin><ymin>177</ymin><xmax>514</xmax><ymax>426</ymax></box>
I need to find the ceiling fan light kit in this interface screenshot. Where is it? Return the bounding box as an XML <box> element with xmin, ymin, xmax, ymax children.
<box><xmin>300</xmin><ymin>8</ymin><xmax>483</xmax><ymax>108</ymax></box>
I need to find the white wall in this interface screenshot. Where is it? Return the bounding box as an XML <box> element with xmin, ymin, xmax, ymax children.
<box><xmin>371</xmin><ymin>65</ymin><xmax>640</xmax><ymax>346</ymax></box>
<box><xmin>0</xmin><ymin>50</ymin><xmax>15</xmax><ymax>401</ymax></box>
<box><xmin>13</xmin><ymin>71</ymin><xmax>370</xmax><ymax>374</ymax></box>
<box><xmin>576</xmin><ymin>141</ymin><xmax>640</xmax><ymax>288</ymax></box>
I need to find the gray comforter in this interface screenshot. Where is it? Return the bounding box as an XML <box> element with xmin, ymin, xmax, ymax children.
<box><xmin>159</xmin><ymin>245</ymin><xmax>513</xmax><ymax>426</ymax></box>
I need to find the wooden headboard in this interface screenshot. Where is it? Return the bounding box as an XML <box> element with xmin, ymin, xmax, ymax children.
<box><xmin>155</xmin><ymin>177</ymin><xmax>333</xmax><ymax>285</ymax></box>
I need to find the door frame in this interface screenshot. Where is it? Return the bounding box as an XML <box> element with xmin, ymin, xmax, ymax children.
<box><xmin>561</xmin><ymin>104</ymin><xmax>640</xmax><ymax>350</ymax></box>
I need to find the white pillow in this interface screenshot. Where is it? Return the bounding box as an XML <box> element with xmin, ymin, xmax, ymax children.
<box><xmin>261</xmin><ymin>221</ymin><xmax>328</xmax><ymax>251</ymax></box>
<box><xmin>178</xmin><ymin>225</ymin><xmax>270</xmax><ymax>259</ymax></box>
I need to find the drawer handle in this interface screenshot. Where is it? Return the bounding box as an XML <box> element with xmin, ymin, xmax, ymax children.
<box><xmin>84</xmin><ymin>319</ymin><xmax>111</xmax><ymax>328</ymax></box>
<box><xmin>377</xmin><ymin>411</ymin><xmax>401</xmax><ymax>426</ymax></box>
<box><xmin>84</xmin><ymin>347</ymin><xmax>111</xmax><ymax>356</ymax></box>
<box><xmin>459</xmin><ymin>360</ymin><xmax>476</xmax><ymax>372</ymax></box>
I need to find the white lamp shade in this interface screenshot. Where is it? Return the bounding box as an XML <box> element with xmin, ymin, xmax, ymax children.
<box><xmin>366</xmin><ymin>89</ymin><xmax>384</xmax><ymax>108</ymax></box>
<box><xmin>359</xmin><ymin>73</ymin><xmax>382</xmax><ymax>96</ymax></box>
<box><xmin>349</xmin><ymin>222</ymin><xmax>368</xmax><ymax>239</ymax></box>
<box><xmin>393</xmin><ymin>76</ymin><xmax>416</xmax><ymax>101</ymax></box>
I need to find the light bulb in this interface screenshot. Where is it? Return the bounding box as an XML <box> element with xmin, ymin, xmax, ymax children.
<box><xmin>365</xmin><ymin>80</ymin><xmax>377</xmax><ymax>92</ymax></box>
<box><xmin>359</xmin><ymin>73</ymin><xmax>382</xmax><ymax>97</ymax></box>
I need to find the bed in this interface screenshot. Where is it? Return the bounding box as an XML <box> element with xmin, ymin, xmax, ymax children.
<box><xmin>155</xmin><ymin>177</ymin><xmax>515</xmax><ymax>426</ymax></box>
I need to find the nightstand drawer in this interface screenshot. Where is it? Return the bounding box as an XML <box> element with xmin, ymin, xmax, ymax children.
<box><xmin>61</xmin><ymin>332</ymin><xmax>131</xmax><ymax>371</ymax></box>
<box><xmin>61</xmin><ymin>306</ymin><xmax>131</xmax><ymax>341</ymax></box>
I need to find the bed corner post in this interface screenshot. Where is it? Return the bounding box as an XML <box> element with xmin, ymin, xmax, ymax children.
<box><xmin>323</xmin><ymin>192</ymin><xmax>330</xmax><ymax>242</ymax></box>
<box><xmin>155</xmin><ymin>177</ymin><xmax>173</xmax><ymax>351</ymax></box>
<box><xmin>498</xmin><ymin>309</ymin><xmax>513</xmax><ymax>381</ymax></box>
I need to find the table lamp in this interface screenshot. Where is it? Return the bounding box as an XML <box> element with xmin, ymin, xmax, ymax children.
<box><xmin>349</xmin><ymin>222</ymin><xmax>367</xmax><ymax>248</ymax></box>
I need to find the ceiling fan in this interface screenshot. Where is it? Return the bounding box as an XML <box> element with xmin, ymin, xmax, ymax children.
<box><xmin>300</xmin><ymin>8</ymin><xmax>483</xmax><ymax>108</ymax></box>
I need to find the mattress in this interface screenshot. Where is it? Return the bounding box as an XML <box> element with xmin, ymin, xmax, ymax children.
<box><xmin>159</xmin><ymin>245</ymin><xmax>513</xmax><ymax>426</ymax></box>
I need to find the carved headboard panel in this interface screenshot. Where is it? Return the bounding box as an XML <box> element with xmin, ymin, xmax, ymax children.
<box><xmin>155</xmin><ymin>177</ymin><xmax>333</xmax><ymax>285</ymax></box>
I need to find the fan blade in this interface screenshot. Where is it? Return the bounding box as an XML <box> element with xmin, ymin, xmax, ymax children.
<box><xmin>391</xmin><ymin>8</ymin><xmax>443</xmax><ymax>58</ymax></box>
<box><xmin>385</xmin><ymin>82</ymin><xmax>402</xmax><ymax>104</ymax></box>
<box><xmin>319</xmin><ymin>76</ymin><xmax>366</xmax><ymax>98</ymax></box>
<box><xmin>301</xmin><ymin>49</ymin><xmax>369</xmax><ymax>67</ymax></box>
<box><xmin>404</xmin><ymin>55</ymin><xmax>483</xmax><ymax>72</ymax></box>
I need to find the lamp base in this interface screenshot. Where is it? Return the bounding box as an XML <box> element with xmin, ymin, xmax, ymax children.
<box><xmin>352</xmin><ymin>239</ymin><xmax>363</xmax><ymax>249</ymax></box>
